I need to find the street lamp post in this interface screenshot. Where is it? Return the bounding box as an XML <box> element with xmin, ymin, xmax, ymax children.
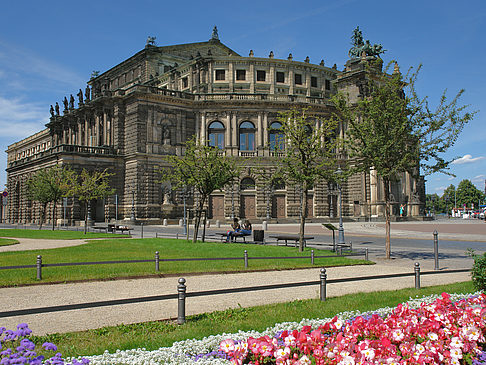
<box><xmin>130</xmin><ymin>188</ymin><xmax>135</xmax><ymax>223</ymax></box>
<box><xmin>336</xmin><ymin>168</ymin><xmax>345</xmax><ymax>245</ymax></box>
<box><xmin>183</xmin><ymin>187</ymin><xmax>188</xmax><ymax>236</ymax></box>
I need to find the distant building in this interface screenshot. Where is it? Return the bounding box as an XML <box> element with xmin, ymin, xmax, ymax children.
<box><xmin>6</xmin><ymin>29</ymin><xmax>424</xmax><ymax>225</ymax></box>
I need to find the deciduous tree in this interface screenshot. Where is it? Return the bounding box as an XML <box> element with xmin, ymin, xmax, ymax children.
<box><xmin>162</xmin><ymin>137</ymin><xmax>241</xmax><ymax>242</ymax></box>
<box><xmin>26</xmin><ymin>165</ymin><xmax>74</xmax><ymax>230</ymax></box>
<box><xmin>334</xmin><ymin>62</ymin><xmax>474</xmax><ymax>258</ymax></box>
<box><xmin>274</xmin><ymin>108</ymin><xmax>339</xmax><ymax>252</ymax></box>
<box><xmin>67</xmin><ymin>169</ymin><xmax>114</xmax><ymax>233</ymax></box>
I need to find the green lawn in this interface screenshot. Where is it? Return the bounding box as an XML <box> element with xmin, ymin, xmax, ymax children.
<box><xmin>29</xmin><ymin>281</ymin><xmax>475</xmax><ymax>358</ymax></box>
<box><xmin>0</xmin><ymin>238</ymin><xmax>18</xmax><ymax>247</ymax></box>
<box><xmin>0</xmin><ymin>238</ymin><xmax>369</xmax><ymax>286</ymax></box>
<box><xmin>0</xmin><ymin>229</ymin><xmax>127</xmax><ymax>240</ymax></box>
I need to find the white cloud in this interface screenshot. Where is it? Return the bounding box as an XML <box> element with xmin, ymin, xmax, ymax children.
<box><xmin>0</xmin><ymin>96</ymin><xmax>47</xmax><ymax>139</ymax></box>
<box><xmin>451</xmin><ymin>154</ymin><xmax>486</xmax><ymax>165</ymax></box>
<box><xmin>472</xmin><ymin>174</ymin><xmax>486</xmax><ymax>183</ymax></box>
<box><xmin>447</xmin><ymin>176</ymin><xmax>455</xmax><ymax>181</ymax></box>
<box><xmin>0</xmin><ymin>40</ymin><xmax>84</xmax><ymax>91</ymax></box>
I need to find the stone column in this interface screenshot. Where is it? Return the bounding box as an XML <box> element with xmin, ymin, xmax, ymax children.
<box><xmin>306</xmin><ymin>70</ymin><xmax>311</xmax><ymax>97</ymax></box>
<box><xmin>370</xmin><ymin>168</ymin><xmax>377</xmax><ymax>216</ymax></box>
<box><xmin>230</xmin><ymin>113</ymin><xmax>236</xmax><ymax>155</ymax></box>
<box><xmin>269</xmin><ymin>64</ymin><xmax>275</xmax><ymax>94</ymax></box>
<box><xmin>289</xmin><ymin>69</ymin><xmax>294</xmax><ymax>95</ymax></box>
<box><xmin>249</xmin><ymin>63</ymin><xmax>255</xmax><ymax>93</ymax></box>
<box><xmin>200</xmin><ymin>113</ymin><xmax>206</xmax><ymax>143</ymax></box>
<box><xmin>228</xmin><ymin>62</ymin><xmax>234</xmax><ymax>92</ymax></box>
<box><xmin>263</xmin><ymin>112</ymin><xmax>268</xmax><ymax>147</ymax></box>
<box><xmin>208</xmin><ymin>63</ymin><xmax>213</xmax><ymax>93</ymax></box>
<box><xmin>257</xmin><ymin>113</ymin><xmax>263</xmax><ymax>150</ymax></box>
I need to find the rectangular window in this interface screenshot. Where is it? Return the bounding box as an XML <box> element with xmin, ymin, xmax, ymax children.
<box><xmin>256</xmin><ymin>70</ymin><xmax>266</xmax><ymax>82</ymax></box>
<box><xmin>215</xmin><ymin>69</ymin><xmax>226</xmax><ymax>81</ymax></box>
<box><xmin>276</xmin><ymin>71</ymin><xmax>285</xmax><ymax>83</ymax></box>
<box><xmin>311</xmin><ymin>76</ymin><xmax>317</xmax><ymax>88</ymax></box>
<box><xmin>182</xmin><ymin>77</ymin><xmax>188</xmax><ymax>88</ymax></box>
<box><xmin>236</xmin><ymin>69</ymin><xmax>246</xmax><ymax>81</ymax></box>
<box><xmin>325</xmin><ymin>79</ymin><xmax>331</xmax><ymax>90</ymax></box>
<box><xmin>294</xmin><ymin>73</ymin><xmax>302</xmax><ymax>85</ymax></box>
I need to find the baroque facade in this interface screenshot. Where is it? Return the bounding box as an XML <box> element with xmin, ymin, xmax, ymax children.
<box><xmin>6</xmin><ymin>29</ymin><xmax>425</xmax><ymax>225</ymax></box>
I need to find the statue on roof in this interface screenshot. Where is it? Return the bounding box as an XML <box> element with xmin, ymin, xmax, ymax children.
<box><xmin>146</xmin><ymin>36</ymin><xmax>156</xmax><ymax>47</ymax></box>
<box><xmin>55</xmin><ymin>102</ymin><xmax>60</xmax><ymax>116</ymax></box>
<box><xmin>211</xmin><ymin>26</ymin><xmax>219</xmax><ymax>40</ymax></box>
<box><xmin>348</xmin><ymin>26</ymin><xmax>386</xmax><ymax>59</ymax></box>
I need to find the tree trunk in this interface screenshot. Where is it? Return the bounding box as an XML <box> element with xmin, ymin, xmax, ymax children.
<box><xmin>299</xmin><ymin>186</ymin><xmax>308</xmax><ymax>252</ymax></box>
<box><xmin>52</xmin><ymin>200</ymin><xmax>57</xmax><ymax>231</ymax></box>
<box><xmin>193</xmin><ymin>196</ymin><xmax>206</xmax><ymax>243</ymax></box>
<box><xmin>202</xmin><ymin>209</ymin><xmax>207</xmax><ymax>242</ymax></box>
<box><xmin>39</xmin><ymin>203</ymin><xmax>47</xmax><ymax>230</ymax></box>
<box><xmin>383</xmin><ymin>177</ymin><xmax>391</xmax><ymax>259</ymax></box>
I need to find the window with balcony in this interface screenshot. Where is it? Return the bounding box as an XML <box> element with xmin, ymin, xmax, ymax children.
<box><xmin>182</xmin><ymin>77</ymin><xmax>188</xmax><ymax>89</ymax></box>
<box><xmin>325</xmin><ymin>79</ymin><xmax>331</xmax><ymax>90</ymax></box>
<box><xmin>256</xmin><ymin>70</ymin><xmax>266</xmax><ymax>82</ymax></box>
<box><xmin>239</xmin><ymin>121</ymin><xmax>255</xmax><ymax>151</ymax></box>
<box><xmin>269</xmin><ymin>122</ymin><xmax>284</xmax><ymax>151</ymax></box>
<box><xmin>311</xmin><ymin>76</ymin><xmax>317</xmax><ymax>87</ymax></box>
<box><xmin>208</xmin><ymin>121</ymin><xmax>225</xmax><ymax>149</ymax></box>
<box><xmin>215</xmin><ymin>69</ymin><xmax>226</xmax><ymax>81</ymax></box>
<box><xmin>236</xmin><ymin>69</ymin><xmax>246</xmax><ymax>81</ymax></box>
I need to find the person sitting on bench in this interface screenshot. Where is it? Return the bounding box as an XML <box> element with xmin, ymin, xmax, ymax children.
<box><xmin>240</xmin><ymin>220</ymin><xmax>252</xmax><ymax>236</ymax></box>
<box><xmin>226</xmin><ymin>218</ymin><xmax>241</xmax><ymax>242</ymax></box>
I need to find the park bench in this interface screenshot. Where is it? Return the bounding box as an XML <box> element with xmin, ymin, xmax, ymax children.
<box><xmin>269</xmin><ymin>234</ymin><xmax>314</xmax><ymax>248</ymax></box>
<box><xmin>216</xmin><ymin>231</ymin><xmax>252</xmax><ymax>243</ymax></box>
<box><xmin>92</xmin><ymin>224</ymin><xmax>109</xmax><ymax>233</ymax></box>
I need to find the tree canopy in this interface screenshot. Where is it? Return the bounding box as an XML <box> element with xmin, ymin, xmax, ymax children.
<box><xmin>456</xmin><ymin>179</ymin><xmax>485</xmax><ymax>209</ymax></box>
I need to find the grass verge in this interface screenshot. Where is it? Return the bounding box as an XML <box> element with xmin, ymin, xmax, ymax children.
<box><xmin>0</xmin><ymin>229</ymin><xmax>127</xmax><ymax>240</ymax></box>
<box><xmin>30</xmin><ymin>281</ymin><xmax>475</xmax><ymax>358</ymax></box>
<box><xmin>0</xmin><ymin>238</ymin><xmax>369</xmax><ymax>286</ymax></box>
<box><xmin>0</xmin><ymin>238</ymin><xmax>18</xmax><ymax>247</ymax></box>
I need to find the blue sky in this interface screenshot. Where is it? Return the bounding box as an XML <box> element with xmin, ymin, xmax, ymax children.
<box><xmin>0</xmin><ymin>0</ymin><xmax>485</xmax><ymax>195</ymax></box>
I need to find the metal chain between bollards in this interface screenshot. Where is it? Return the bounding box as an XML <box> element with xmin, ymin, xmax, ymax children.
<box><xmin>155</xmin><ymin>251</ymin><xmax>160</xmax><ymax>271</ymax></box>
<box><xmin>177</xmin><ymin>278</ymin><xmax>186</xmax><ymax>325</ymax></box>
<box><xmin>320</xmin><ymin>268</ymin><xmax>327</xmax><ymax>301</ymax></box>
<box><xmin>414</xmin><ymin>262</ymin><xmax>421</xmax><ymax>289</ymax></box>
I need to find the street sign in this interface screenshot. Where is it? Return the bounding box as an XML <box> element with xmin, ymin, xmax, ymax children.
<box><xmin>2</xmin><ymin>191</ymin><xmax>7</xmax><ymax>197</ymax></box>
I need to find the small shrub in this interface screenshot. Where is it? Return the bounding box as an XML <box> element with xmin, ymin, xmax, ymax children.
<box><xmin>467</xmin><ymin>249</ymin><xmax>486</xmax><ymax>291</ymax></box>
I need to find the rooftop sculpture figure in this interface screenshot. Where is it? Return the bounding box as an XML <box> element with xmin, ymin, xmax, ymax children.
<box><xmin>348</xmin><ymin>26</ymin><xmax>386</xmax><ymax>58</ymax></box>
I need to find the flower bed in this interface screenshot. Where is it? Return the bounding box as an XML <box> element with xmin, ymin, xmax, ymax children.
<box><xmin>0</xmin><ymin>323</ymin><xmax>89</xmax><ymax>365</ymax></box>
<box><xmin>220</xmin><ymin>293</ymin><xmax>486</xmax><ymax>364</ymax></box>
<box><xmin>69</xmin><ymin>292</ymin><xmax>484</xmax><ymax>364</ymax></box>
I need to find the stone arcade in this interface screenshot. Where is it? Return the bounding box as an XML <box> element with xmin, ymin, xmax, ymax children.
<box><xmin>6</xmin><ymin>28</ymin><xmax>425</xmax><ymax>225</ymax></box>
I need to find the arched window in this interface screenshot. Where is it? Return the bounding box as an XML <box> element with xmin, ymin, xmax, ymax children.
<box><xmin>239</xmin><ymin>121</ymin><xmax>255</xmax><ymax>151</ymax></box>
<box><xmin>208</xmin><ymin>121</ymin><xmax>225</xmax><ymax>149</ymax></box>
<box><xmin>269</xmin><ymin>122</ymin><xmax>284</xmax><ymax>150</ymax></box>
<box><xmin>240</xmin><ymin>177</ymin><xmax>255</xmax><ymax>190</ymax></box>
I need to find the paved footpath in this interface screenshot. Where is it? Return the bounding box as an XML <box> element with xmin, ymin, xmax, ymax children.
<box><xmin>0</xmin><ymin>219</ymin><xmax>482</xmax><ymax>335</ymax></box>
